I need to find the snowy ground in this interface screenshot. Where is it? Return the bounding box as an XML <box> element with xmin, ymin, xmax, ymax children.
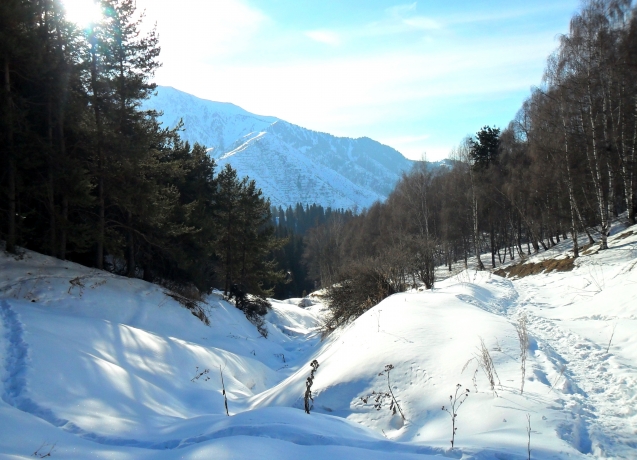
<box><xmin>1</xmin><ymin>221</ymin><xmax>636</xmax><ymax>459</ymax></box>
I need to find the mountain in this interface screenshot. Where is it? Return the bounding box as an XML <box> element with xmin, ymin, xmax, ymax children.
<box><xmin>146</xmin><ymin>86</ymin><xmax>416</xmax><ymax>210</ymax></box>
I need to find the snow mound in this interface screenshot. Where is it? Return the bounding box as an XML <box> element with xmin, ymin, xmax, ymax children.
<box><xmin>1</xmin><ymin>222</ymin><xmax>637</xmax><ymax>458</ymax></box>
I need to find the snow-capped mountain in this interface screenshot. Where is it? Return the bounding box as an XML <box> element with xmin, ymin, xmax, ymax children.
<box><xmin>147</xmin><ymin>86</ymin><xmax>416</xmax><ymax>210</ymax></box>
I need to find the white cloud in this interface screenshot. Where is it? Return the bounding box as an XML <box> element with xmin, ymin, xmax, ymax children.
<box><xmin>305</xmin><ymin>30</ymin><xmax>341</xmax><ymax>46</ymax></box>
<box><xmin>146</xmin><ymin>0</ymin><xmax>578</xmax><ymax>161</ymax></box>
<box><xmin>385</xmin><ymin>3</ymin><xmax>418</xmax><ymax>17</ymax></box>
<box><xmin>383</xmin><ymin>134</ymin><xmax>431</xmax><ymax>144</ymax></box>
<box><xmin>174</xmin><ymin>29</ymin><xmax>554</xmax><ymax>123</ymax></box>
<box><xmin>403</xmin><ymin>16</ymin><xmax>441</xmax><ymax>30</ymax></box>
<box><xmin>137</xmin><ymin>0</ymin><xmax>268</xmax><ymax>62</ymax></box>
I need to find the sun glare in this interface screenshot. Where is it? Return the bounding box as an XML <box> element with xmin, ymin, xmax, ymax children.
<box><xmin>62</xmin><ymin>0</ymin><xmax>103</xmax><ymax>27</ymax></box>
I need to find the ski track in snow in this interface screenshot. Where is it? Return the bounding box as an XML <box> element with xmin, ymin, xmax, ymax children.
<box><xmin>495</xmin><ymin>277</ymin><xmax>637</xmax><ymax>458</ymax></box>
<box><xmin>0</xmin><ymin>299</ymin><xmax>187</xmax><ymax>449</ymax></box>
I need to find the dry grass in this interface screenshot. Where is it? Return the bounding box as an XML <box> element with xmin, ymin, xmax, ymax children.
<box><xmin>476</xmin><ymin>337</ymin><xmax>501</xmax><ymax>396</ymax></box>
<box><xmin>615</xmin><ymin>230</ymin><xmax>635</xmax><ymax>241</ymax></box>
<box><xmin>581</xmin><ymin>245</ymin><xmax>599</xmax><ymax>256</ymax></box>
<box><xmin>516</xmin><ymin>313</ymin><xmax>529</xmax><ymax>394</ymax></box>
<box><xmin>494</xmin><ymin>257</ymin><xmax>574</xmax><ymax>279</ymax></box>
<box><xmin>161</xmin><ymin>281</ymin><xmax>210</xmax><ymax>326</ymax></box>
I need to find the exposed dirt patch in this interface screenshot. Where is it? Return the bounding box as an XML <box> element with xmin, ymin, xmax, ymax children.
<box><xmin>614</xmin><ymin>230</ymin><xmax>634</xmax><ymax>241</ymax></box>
<box><xmin>494</xmin><ymin>257</ymin><xmax>575</xmax><ymax>279</ymax></box>
<box><xmin>579</xmin><ymin>242</ymin><xmax>599</xmax><ymax>256</ymax></box>
<box><xmin>580</xmin><ymin>242</ymin><xmax>595</xmax><ymax>252</ymax></box>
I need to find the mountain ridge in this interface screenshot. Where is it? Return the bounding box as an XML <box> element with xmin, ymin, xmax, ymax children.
<box><xmin>146</xmin><ymin>86</ymin><xmax>417</xmax><ymax>210</ymax></box>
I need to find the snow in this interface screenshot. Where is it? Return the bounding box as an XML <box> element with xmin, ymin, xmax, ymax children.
<box><xmin>145</xmin><ymin>86</ymin><xmax>415</xmax><ymax>210</ymax></box>
<box><xmin>1</xmin><ymin>222</ymin><xmax>637</xmax><ymax>458</ymax></box>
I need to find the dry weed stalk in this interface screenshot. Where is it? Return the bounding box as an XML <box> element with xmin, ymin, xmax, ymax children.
<box><xmin>360</xmin><ymin>364</ymin><xmax>406</xmax><ymax>420</ymax></box>
<box><xmin>606</xmin><ymin>322</ymin><xmax>617</xmax><ymax>353</ymax></box>
<box><xmin>548</xmin><ymin>365</ymin><xmax>566</xmax><ymax>393</ymax></box>
<box><xmin>526</xmin><ymin>413</ymin><xmax>532</xmax><ymax>460</ymax></box>
<box><xmin>476</xmin><ymin>337</ymin><xmax>501</xmax><ymax>396</ymax></box>
<box><xmin>516</xmin><ymin>313</ymin><xmax>529</xmax><ymax>394</ymax></box>
<box><xmin>33</xmin><ymin>441</ymin><xmax>56</xmax><ymax>458</ymax></box>
<box><xmin>191</xmin><ymin>366</ymin><xmax>210</xmax><ymax>382</ymax></box>
<box><xmin>442</xmin><ymin>384</ymin><xmax>470</xmax><ymax>450</ymax></box>
<box><xmin>220</xmin><ymin>365</ymin><xmax>229</xmax><ymax>416</ymax></box>
<box><xmin>304</xmin><ymin>360</ymin><xmax>320</xmax><ymax>414</ymax></box>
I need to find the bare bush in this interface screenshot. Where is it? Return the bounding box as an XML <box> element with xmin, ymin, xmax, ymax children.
<box><xmin>322</xmin><ymin>262</ymin><xmax>397</xmax><ymax>335</ymax></box>
<box><xmin>240</xmin><ymin>296</ymin><xmax>271</xmax><ymax>338</ymax></box>
<box><xmin>407</xmin><ymin>236</ymin><xmax>437</xmax><ymax>289</ymax></box>
<box><xmin>227</xmin><ymin>284</ymin><xmax>271</xmax><ymax>337</ymax></box>
<box><xmin>162</xmin><ymin>280</ymin><xmax>210</xmax><ymax>325</ymax></box>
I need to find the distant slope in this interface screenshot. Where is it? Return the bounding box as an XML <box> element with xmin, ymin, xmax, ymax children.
<box><xmin>146</xmin><ymin>86</ymin><xmax>416</xmax><ymax>210</ymax></box>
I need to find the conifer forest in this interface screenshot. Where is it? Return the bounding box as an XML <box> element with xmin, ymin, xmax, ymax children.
<box><xmin>0</xmin><ymin>0</ymin><xmax>284</xmax><ymax>297</ymax></box>
<box><xmin>2</xmin><ymin>0</ymin><xmax>637</xmax><ymax>307</ymax></box>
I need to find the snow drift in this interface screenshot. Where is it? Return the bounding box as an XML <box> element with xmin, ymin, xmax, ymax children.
<box><xmin>1</xmin><ymin>220</ymin><xmax>636</xmax><ymax>458</ymax></box>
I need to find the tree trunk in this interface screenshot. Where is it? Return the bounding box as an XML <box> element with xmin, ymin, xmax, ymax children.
<box><xmin>4</xmin><ymin>55</ymin><xmax>17</xmax><ymax>254</ymax></box>
<box><xmin>517</xmin><ymin>219</ymin><xmax>524</xmax><ymax>257</ymax></box>
<box><xmin>626</xmin><ymin>95</ymin><xmax>637</xmax><ymax>224</ymax></box>
<box><xmin>490</xmin><ymin>222</ymin><xmax>496</xmax><ymax>268</ymax></box>
<box><xmin>126</xmin><ymin>212</ymin><xmax>135</xmax><ymax>277</ymax></box>
<box><xmin>54</xmin><ymin>8</ymin><xmax>68</xmax><ymax>260</ymax></box>
<box><xmin>89</xmin><ymin>34</ymin><xmax>105</xmax><ymax>269</ymax></box>
<box><xmin>59</xmin><ymin>195</ymin><xmax>68</xmax><ymax>260</ymax></box>
<box><xmin>584</xmin><ymin>83</ymin><xmax>610</xmax><ymax>249</ymax></box>
<box><xmin>470</xmin><ymin>169</ymin><xmax>484</xmax><ymax>270</ymax></box>
<box><xmin>47</xmin><ymin>92</ymin><xmax>57</xmax><ymax>257</ymax></box>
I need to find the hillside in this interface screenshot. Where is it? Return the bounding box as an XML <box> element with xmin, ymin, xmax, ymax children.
<box><xmin>147</xmin><ymin>87</ymin><xmax>416</xmax><ymax>210</ymax></box>
<box><xmin>1</xmin><ymin>220</ymin><xmax>636</xmax><ymax>459</ymax></box>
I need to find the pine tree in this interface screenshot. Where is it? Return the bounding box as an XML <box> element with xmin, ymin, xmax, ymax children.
<box><xmin>0</xmin><ymin>0</ymin><xmax>36</xmax><ymax>254</ymax></box>
<box><xmin>470</xmin><ymin>126</ymin><xmax>500</xmax><ymax>170</ymax></box>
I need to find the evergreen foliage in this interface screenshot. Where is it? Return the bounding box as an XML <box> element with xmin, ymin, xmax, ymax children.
<box><xmin>0</xmin><ymin>0</ymin><xmax>282</xmax><ymax>306</ymax></box>
<box><xmin>469</xmin><ymin>126</ymin><xmax>500</xmax><ymax>170</ymax></box>
<box><xmin>270</xmin><ymin>203</ymin><xmax>353</xmax><ymax>299</ymax></box>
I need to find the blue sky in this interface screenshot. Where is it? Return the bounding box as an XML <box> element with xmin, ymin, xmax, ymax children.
<box><xmin>131</xmin><ymin>0</ymin><xmax>580</xmax><ymax>160</ymax></box>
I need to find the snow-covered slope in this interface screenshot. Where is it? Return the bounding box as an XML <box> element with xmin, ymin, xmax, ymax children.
<box><xmin>147</xmin><ymin>87</ymin><xmax>415</xmax><ymax>209</ymax></box>
<box><xmin>1</xmin><ymin>220</ymin><xmax>636</xmax><ymax>458</ymax></box>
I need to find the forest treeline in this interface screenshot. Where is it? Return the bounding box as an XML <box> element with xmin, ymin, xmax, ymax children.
<box><xmin>270</xmin><ymin>203</ymin><xmax>353</xmax><ymax>299</ymax></box>
<box><xmin>0</xmin><ymin>0</ymin><xmax>282</xmax><ymax>297</ymax></box>
<box><xmin>305</xmin><ymin>0</ymin><xmax>637</xmax><ymax>332</ymax></box>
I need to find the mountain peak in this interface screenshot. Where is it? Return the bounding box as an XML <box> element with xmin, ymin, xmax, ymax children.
<box><xmin>146</xmin><ymin>86</ymin><xmax>415</xmax><ymax>210</ymax></box>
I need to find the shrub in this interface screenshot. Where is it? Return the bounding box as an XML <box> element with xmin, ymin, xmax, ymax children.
<box><xmin>162</xmin><ymin>280</ymin><xmax>210</xmax><ymax>325</ymax></box>
<box><xmin>322</xmin><ymin>262</ymin><xmax>396</xmax><ymax>334</ymax></box>
<box><xmin>228</xmin><ymin>284</ymin><xmax>271</xmax><ymax>337</ymax></box>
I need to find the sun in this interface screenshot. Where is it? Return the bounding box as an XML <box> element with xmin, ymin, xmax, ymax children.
<box><xmin>62</xmin><ymin>0</ymin><xmax>103</xmax><ymax>28</ymax></box>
